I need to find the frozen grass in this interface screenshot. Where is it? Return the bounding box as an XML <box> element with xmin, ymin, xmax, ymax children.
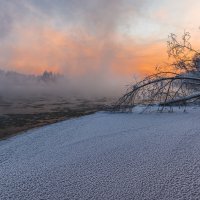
<box><xmin>1</xmin><ymin>107</ymin><xmax>200</xmax><ymax>199</ymax></box>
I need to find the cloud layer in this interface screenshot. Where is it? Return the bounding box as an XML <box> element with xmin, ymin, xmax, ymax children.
<box><xmin>1</xmin><ymin>0</ymin><xmax>200</xmax><ymax>96</ymax></box>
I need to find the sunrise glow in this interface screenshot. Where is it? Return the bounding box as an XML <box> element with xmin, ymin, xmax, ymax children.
<box><xmin>1</xmin><ymin>0</ymin><xmax>200</xmax><ymax>78</ymax></box>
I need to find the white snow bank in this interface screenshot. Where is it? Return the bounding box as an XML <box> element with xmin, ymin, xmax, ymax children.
<box><xmin>1</xmin><ymin>107</ymin><xmax>200</xmax><ymax>199</ymax></box>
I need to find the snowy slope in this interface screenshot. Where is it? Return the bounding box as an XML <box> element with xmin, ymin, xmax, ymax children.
<box><xmin>1</xmin><ymin>108</ymin><xmax>200</xmax><ymax>199</ymax></box>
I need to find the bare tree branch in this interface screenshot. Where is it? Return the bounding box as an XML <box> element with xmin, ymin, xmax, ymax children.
<box><xmin>112</xmin><ymin>32</ymin><xmax>200</xmax><ymax>112</ymax></box>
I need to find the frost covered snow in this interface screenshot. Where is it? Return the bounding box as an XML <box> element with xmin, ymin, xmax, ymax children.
<box><xmin>1</xmin><ymin>107</ymin><xmax>200</xmax><ymax>199</ymax></box>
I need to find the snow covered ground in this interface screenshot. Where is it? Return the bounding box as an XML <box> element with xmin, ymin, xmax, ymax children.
<box><xmin>1</xmin><ymin>107</ymin><xmax>200</xmax><ymax>199</ymax></box>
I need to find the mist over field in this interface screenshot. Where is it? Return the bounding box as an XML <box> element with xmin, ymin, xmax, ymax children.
<box><xmin>0</xmin><ymin>68</ymin><xmax>130</xmax><ymax>139</ymax></box>
<box><xmin>0</xmin><ymin>69</ymin><xmax>130</xmax><ymax>101</ymax></box>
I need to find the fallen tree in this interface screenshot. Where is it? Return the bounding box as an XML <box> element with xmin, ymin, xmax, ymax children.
<box><xmin>113</xmin><ymin>32</ymin><xmax>200</xmax><ymax>112</ymax></box>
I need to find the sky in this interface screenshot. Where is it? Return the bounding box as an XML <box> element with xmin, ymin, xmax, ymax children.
<box><xmin>1</xmin><ymin>0</ymin><xmax>200</xmax><ymax>79</ymax></box>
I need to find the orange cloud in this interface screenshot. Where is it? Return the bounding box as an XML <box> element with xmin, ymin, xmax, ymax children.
<box><xmin>6</xmin><ymin>26</ymin><xmax>106</xmax><ymax>76</ymax></box>
<box><xmin>2</xmin><ymin>25</ymin><xmax>167</xmax><ymax>78</ymax></box>
<box><xmin>111</xmin><ymin>40</ymin><xmax>167</xmax><ymax>76</ymax></box>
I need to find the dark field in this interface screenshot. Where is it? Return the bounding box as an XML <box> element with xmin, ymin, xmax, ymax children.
<box><xmin>0</xmin><ymin>96</ymin><xmax>111</xmax><ymax>139</ymax></box>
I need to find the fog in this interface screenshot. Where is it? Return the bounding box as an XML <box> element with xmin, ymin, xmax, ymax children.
<box><xmin>0</xmin><ymin>69</ymin><xmax>136</xmax><ymax>103</ymax></box>
<box><xmin>0</xmin><ymin>0</ymin><xmax>147</xmax><ymax>101</ymax></box>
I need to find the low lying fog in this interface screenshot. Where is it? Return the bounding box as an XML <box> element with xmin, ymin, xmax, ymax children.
<box><xmin>0</xmin><ymin>69</ymin><xmax>134</xmax><ymax>103</ymax></box>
